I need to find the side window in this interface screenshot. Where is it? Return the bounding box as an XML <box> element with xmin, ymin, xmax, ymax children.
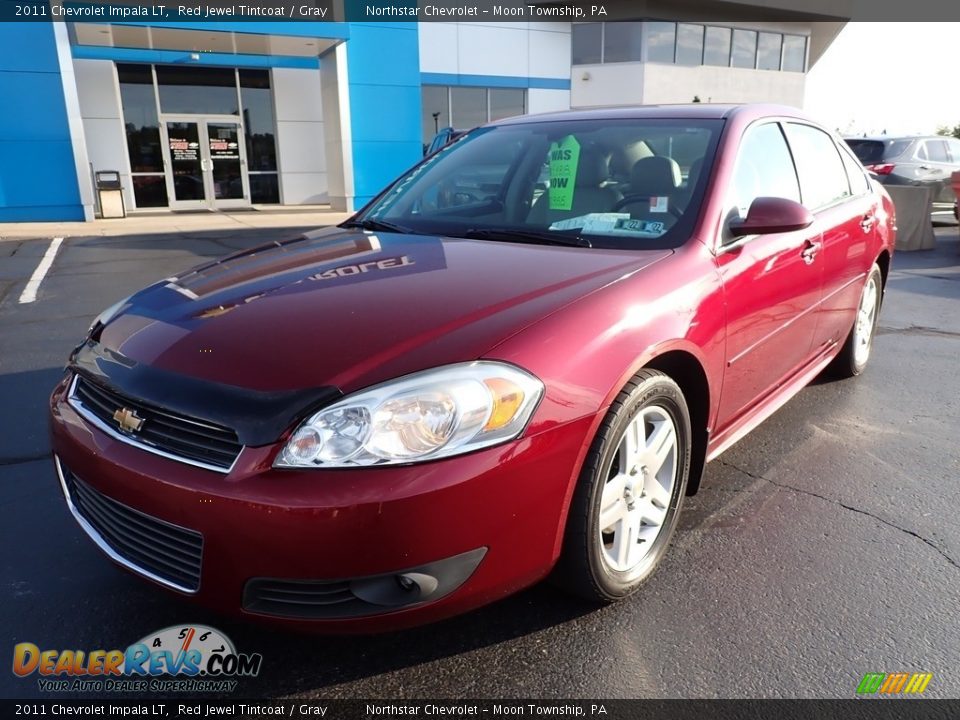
<box><xmin>839</xmin><ymin>146</ymin><xmax>870</xmax><ymax>196</ymax></box>
<box><xmin>915</xmin><ymin>142</ymin><xmax>929</xmax><ymax>161</ymax></box>
<box><xmin>729</xmin><ymin>122</ymin><xmax>800</xmax><ymax>220</ymax></box>
<box><xmin>784</xmin><ymin>123</ymin><xmax>851</xmax><ymax>210</ymax></box>
<box><xmin>927</xmin><ymin>139</ymin><xmax>950</xmax><ymax>163</ymax></box>
<box><xmin>948</xmin><ymin>138</ymin><xmax>960</xmax><ymax>162</ymax></box>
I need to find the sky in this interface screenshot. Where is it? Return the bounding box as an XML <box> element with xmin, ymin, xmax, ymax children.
<box><xmin>804</xmin><ymin>22</ymin><xmax>960</xmax><ymax>136</ymax></box>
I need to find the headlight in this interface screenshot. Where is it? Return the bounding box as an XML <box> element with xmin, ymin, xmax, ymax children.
<box><xmin>275</xmin><ymin>362</ymin><xmax>543</xmax><ymax>468</ymax></box>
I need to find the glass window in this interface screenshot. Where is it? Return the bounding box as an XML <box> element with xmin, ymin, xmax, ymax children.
<box><xmin>647</xmin><ymin>22</ymin><xmax>676</xmax><ymax>63</ymax></box>
<box><xmin>839</xmin><ymin>146</ymin><xmax>871</xmax><ymax>196</ymax></box>
<box><xmin>603</xmin><ymin>22</ymin><xmax>643</xmax><ymax>63</ymax></box>
<box><xmin>926</xmin><ymin>139</ymin><xmax>950</xmax><ymax>162</ymax></box>
<box><xmin>947</xmin><ymin>138</ymin><xmax>960</xmax><ymax>162</ymax></box>
<box><xmin>703</xmin><ymin>26</ymin><xmax>731</xmax><ymax>66</ymax></box>
<box><xmin>572</xmin><ymin>23</ymin><xmax>603</xmax><ymax>64</ymax></box>
<box><xmin>915</xmin><ymin>143</ymin><xmax>929</xmax><ymax>161</ymax></box>
<box><xmin>782</xmin><ymin>34</ymin><xmax>806</xmax><ymax>72</ymax></box>
<box><xmin>729</xmin><ymin>123</ymin><xmax>800</xmax><ymax>221</ymax></box>
<box><xmin>490</xmin><ymin>88</ymin><xmax>525</xmax><ymax>121</ymax></box>
<box><xmin>130</xmin><ymin>175</ymin><xmax>168</xmax><ymax>209</ymax></box>
<box><xmin>757</xmin><ymin>32</ymin><xmax>782</xmax><ymax>71</ymax></box>
<box><xmin>731</xmin><ymin>29</ymin><xmax>757</xmax><ymax>69</ymax></box>
<box><xmin>239</xmin><ymin>69</ymin><xmax>277</xmax><ymax>173</ymax></box>
<box><xmin>156</xmin><ymin>66</ymin><xmax>239</xmax><ymax>116</ymax></box>
<box><xmin>421</xmin><ymin>86</ymin><xmax>450</xmax><ymax>146</ymax></box>
<box><xmin>249</xmin><ymin>173</ymin><xmax>280</xmax><ymax>204</ymax></box>
<box><xmin>785</xmin><ymin>123</ymin><xmax>851</xmax><ymax>210</ymax></box>
<box><xmin>360</xmin><ymin>118</ymin><xmax>722</xmax><ymax>250</ymax></box>
<box><xmin>118</xmin><ymin>64</ymin><xmax>163</xmax><ymax>174</ymax></box>
<box><xmin>676</xmin><ymin>24</ymin><xmax>704</xmax><ymax>66</ymax></box>
<box><xmin>450</xmin><ymin>87</ymin><xmax>487</xmax><ymax>131</ymax></box>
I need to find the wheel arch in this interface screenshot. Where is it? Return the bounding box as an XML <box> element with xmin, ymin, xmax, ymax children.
<box><xmin>875</xmin><ymin>248</ymin><xmax>891</xmax><ymax>290</ymax></box>
<box><xmin>643</xmin><ymin>349</ymin><xmax>710</xmax><ymax>496</ymax></box>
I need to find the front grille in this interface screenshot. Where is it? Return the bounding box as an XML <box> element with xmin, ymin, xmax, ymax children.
<box><xmin>243</xmin><ymin>578</ymin><xmax>370</xmax><ymax>619</ymax></box>
<box><xmin>70</xmin><ymin>375</ymin><xmax>242</xmax><ymax>472</ymax></box>
<box><xmin>59</xmin><ymin>462</ymin><xmax>203</xmax><ymax>592</ymax></box>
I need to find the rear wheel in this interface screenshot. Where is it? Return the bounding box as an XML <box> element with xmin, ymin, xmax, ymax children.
<box><xmin>830</xmin><ymin>263</ymin><xmax>883</xmax><ymax>378</ymax></box>
<box><xmin>556</xmin><ymin>369</ymin><xmax>691</xmax><ymax>602</ymax></box>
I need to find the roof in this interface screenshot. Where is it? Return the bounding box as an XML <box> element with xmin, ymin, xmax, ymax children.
<box><xmin>494</xmin><ymin>103</ymin><xmax>816</xmax><ymax>125</ymax></box>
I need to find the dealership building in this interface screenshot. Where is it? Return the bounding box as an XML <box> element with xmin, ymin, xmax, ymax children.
<box><xmin>0</xmin><ymin>3</ymin><xmax>848</xmax><ymax>222</ymax></box>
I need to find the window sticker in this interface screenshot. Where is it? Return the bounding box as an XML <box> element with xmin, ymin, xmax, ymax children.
<box><xmin>613</xmin><ymin>218</ymin><xmax>667</xmax><ymax>236</ymax></box>
<box><xmin>650</xmin><ymin>196</ymin><xmax>669</xmax><ymax>213</ymax></box>
<box><xmin>548</xmin><ymin>135</ymin><xmax>581</xmax><ymax>211</ymax></box>
<box><xmin>549</xmin><ymin>213</ymin><xmax>629</xmax><ymax>232</ymax></box>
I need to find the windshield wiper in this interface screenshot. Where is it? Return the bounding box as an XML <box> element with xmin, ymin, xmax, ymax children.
<box><xmin>341</xmin><ymin>217</ymin><xmax>414</xmax><ymax>234</ymax></box>
<box><xmin>461</xmin><ymin>228</ymin><xmax>592</xmax><ymax>248</ymax></box>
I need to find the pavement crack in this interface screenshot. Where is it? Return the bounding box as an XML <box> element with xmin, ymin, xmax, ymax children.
<box><xmin>716</xmin><ymin>459</ymin><xmax>960</xmax><ymax>572</ymax></box>
<box><xmin>876</xmin><ymin>325</ymin><xmax>960</xmax><ymax>340</ymax></box>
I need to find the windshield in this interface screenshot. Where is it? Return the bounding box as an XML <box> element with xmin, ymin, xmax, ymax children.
<box><xmin>357</xmin><ymin>118</ymin><xmax>723</xmax><ymax>250</ymax></box>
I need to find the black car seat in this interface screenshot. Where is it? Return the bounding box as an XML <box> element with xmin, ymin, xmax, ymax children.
<box><xmin>528</xmin><ymin>146</ymin><xmax>622</xmax><ymax>224</ymax></box>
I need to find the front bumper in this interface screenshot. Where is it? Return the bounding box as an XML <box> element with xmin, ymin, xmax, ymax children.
<box><xmin>49</xmin><ymin>374</ymin><xmax>593</xmax><ymax>632</ymax></box>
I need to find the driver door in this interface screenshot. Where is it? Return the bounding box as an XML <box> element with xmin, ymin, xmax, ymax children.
<box><xmin>714</xmin><ymin>121</ymin><xmax>824</xmax><ymax>430</ymax></box>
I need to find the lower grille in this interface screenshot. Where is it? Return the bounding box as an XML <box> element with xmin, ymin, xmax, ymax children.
<box><xmin>69</xmin><ymin>375</ymin><xmax>243</xmax><ymax>472</ymax></box>
<box><xmin>57</xmin><ymin>459</ymin><xmax>203</xmax><ymax>593</ymax></box>
<box><xmin>243</xmin><ymin>548</ymin><xmax>487</xmax><ymax>620</ymax></box>
<box><xmin>244</xmin><ymin>578</ymin><xmax>363</xmax><ymax>619</ymax></box>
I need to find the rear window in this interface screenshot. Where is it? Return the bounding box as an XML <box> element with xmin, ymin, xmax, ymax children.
<box><xmin>845</xmin><ymin>139</ymin><xmax>910</xmax><ymax>164</ymax></box>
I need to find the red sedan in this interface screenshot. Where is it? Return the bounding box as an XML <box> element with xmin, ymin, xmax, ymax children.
<box><xmin>49</xmin><ymin>104</ymin><xmax>895</xmax><ymax>632</ymax></box>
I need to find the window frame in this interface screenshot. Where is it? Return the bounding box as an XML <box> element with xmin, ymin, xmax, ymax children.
<box><xmin>783</xmin><ymin>121</ymin><xmax>855</xmax><ymax>213</ymax></box>
<box><xmin>720</xmin><ymin>119</ymin><xmax>802</xmax><ymax>249</ymax></box>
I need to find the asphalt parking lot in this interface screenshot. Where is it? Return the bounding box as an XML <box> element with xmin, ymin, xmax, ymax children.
<box><xmin>1</xmin><ymin>225</ymin><xmax>958</xmax><ymax>700</ymax></box>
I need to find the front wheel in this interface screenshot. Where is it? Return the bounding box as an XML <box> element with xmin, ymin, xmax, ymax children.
<box><xmin>556</xmin><ymin>369</ymin><xmax>691</xmax><ymax>602</ymax></box>
<box><xmin>830</xmin><ymin>263</ymin><xmax>883</xmax><ymax>378</ymax></box>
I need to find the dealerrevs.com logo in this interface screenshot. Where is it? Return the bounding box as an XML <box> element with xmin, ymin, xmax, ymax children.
<box><xmin>12</xmin><ymin>625</ymin><xmax>262</xmax><ymax>693</ymax></box>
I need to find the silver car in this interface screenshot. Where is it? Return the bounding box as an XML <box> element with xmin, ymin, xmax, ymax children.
<box><xmin>845</xmin><ymin>135</ymin><xmax>960</xmax><ymax>216</ymax></box>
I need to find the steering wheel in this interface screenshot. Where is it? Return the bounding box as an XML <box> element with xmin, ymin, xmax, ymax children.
<box><xmin>613</xmin><ymin>194</ymin><xmax>683</xmax><ymax>219</ymax></box>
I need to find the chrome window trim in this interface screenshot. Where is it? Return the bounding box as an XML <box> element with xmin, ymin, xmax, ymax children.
<box><xmin>54</xmin><ymin>455</ymin><xmax>201</xmax><ymax>595</ymax></box>
<box><xmin>66</xmin><ymin>374</ymin><xmax>242</xmax><ymax>475</ymax></box>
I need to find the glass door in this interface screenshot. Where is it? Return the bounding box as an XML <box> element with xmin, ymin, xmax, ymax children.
<box><xmin>164</xmin><ymin>120</ymin><xmax>207</xmax><ymax>210</ymax></box>
<box><xmin>205</xmin><ymin>121</ymin><xmax>249</xmax><ymax>209</ymax></box>
<box><xmin>162</xmin><ymin>116</ymin><xmax>251</xmax><ymax>210</ymax></box>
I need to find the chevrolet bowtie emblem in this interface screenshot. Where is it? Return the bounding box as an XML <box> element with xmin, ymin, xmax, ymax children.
<box><xmin>113</xmin><ymin>407</ymin><xmax>144</xmax><ymax>433</ymax></box>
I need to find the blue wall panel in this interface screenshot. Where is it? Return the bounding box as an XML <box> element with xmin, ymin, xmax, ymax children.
<box><xmin>345</xmin><ymin>22</ymin><xmax>422</xmax><ymax>206</ymax></box>
<box><xmin>0</xmin><ymin>22</ymin><xmax>83</xmax><ymax>221</ymax></box>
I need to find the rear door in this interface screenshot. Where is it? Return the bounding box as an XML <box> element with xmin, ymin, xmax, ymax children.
<box><xmin>783</xmin><ymin>122</ymin><xmax>876</xmax><ymax>355</ymax></box>
<box><xmin>923</xmin><ymin>138</ymin><xmax>955</xmax><ymax>205</ymax></box>
<box><xmin>714</xmin><ymin>121</ymin><xmax>823</xmax><ymax>428</ymax></box>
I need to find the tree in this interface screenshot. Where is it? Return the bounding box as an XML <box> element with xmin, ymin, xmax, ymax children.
<box><xmin>936</xmin><ymin>124</ymin><xmax>960</xmax><ymax>139</ymax></box>
<box><xmin>692</xmin><ymin>95</ymin><xmax>701</xmax><ymax>103</ymax></box>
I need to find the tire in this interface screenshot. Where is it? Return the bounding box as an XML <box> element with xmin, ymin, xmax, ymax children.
<box><xmin>829</xmin><ymin>263</ymin><xmax>883</xmax><ymax>378</ymax></box>
<box><xmin>555</xmin><ymin>369</ymin><xmax>691</xmax><ymax>603</ymax></box>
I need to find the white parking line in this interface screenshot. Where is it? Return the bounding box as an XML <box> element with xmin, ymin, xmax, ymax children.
<box><xmin>18</xmin><ymin>237</ymin><xmax>64</xmax><ymax>305</ymax></box>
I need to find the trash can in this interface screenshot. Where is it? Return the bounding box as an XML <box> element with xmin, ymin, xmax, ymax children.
<box><xmin>95</xmin><ymin>171</ymin><xmax>125</xmax><ymax>219</ymax></box>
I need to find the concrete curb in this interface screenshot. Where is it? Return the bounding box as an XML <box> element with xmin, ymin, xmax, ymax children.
<box><xmin>0</xmin><ymin>208</ymin><xmax>353</xmax><ymax>241</ymax></box>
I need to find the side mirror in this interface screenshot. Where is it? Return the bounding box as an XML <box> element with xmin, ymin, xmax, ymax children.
<box><xmin>729</xmin><ymin>197</ymin><xmax>815</xmax><ymax>237</ymax></box>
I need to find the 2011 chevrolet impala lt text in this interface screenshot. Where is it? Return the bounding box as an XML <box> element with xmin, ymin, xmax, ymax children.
<box><xmin>49</xmin><ymin>105</ymin><xmax>895</xmax><ymax>632</ymax></box>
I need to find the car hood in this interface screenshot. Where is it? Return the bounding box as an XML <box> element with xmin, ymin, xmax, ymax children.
<box><xmin>97</xmin><ymin>227</ymin><xmax>670</xmax><ymax>393</ymax></box>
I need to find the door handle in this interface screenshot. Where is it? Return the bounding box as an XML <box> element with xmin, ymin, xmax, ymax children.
<box><xmin>860</xmin><ymin>214</ymin><xmax>876</xmax><ymax>233</ymax></box>
<box><xmin>801</xmin><ymin>239</ymin><xmax>821</xmax><ymax>264</ymax></box>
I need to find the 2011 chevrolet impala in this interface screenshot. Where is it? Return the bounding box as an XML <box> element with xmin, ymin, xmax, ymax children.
<box><xmin>49</xmin><ymin>104</ymin><xmax>895</xmax><ymax>632</ymax></box>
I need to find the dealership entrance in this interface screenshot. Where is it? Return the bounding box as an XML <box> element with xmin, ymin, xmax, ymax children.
<box><xmin>162</xmin><ymin>116</ymin><xmax>250</xmax><ymax>210</ymax></box>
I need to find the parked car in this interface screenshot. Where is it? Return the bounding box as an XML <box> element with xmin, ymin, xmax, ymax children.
<box><xmin>50</xmin><ymin>104</ymin><xmax>895</xmax><ymax>632</ymax></box>
<box><xmin>844</xmin><ymin>135</ymin><xmax>960</xmax><ymax>212</ymax></box>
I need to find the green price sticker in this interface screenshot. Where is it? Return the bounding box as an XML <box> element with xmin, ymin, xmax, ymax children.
<box><xmin>548</xmin><ymin>135</ymin><xmax>581</xmax><ymax>211</ymax></box>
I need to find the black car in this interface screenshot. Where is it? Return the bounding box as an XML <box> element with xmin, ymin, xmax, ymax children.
<box><xmin>844</xmin><ymin>135</ymin><xmax>960</xmax><ymax>213</ymax></box>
